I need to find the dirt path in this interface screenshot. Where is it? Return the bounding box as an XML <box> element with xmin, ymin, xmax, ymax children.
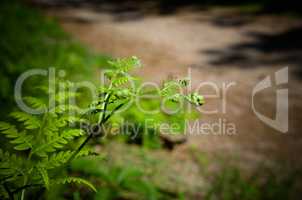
<box><xmin>46</xmin><ymin>6</ymin><xmax>302</xmax><ymax>171</ymax></box>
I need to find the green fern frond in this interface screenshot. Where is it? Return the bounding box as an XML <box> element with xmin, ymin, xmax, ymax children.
<box><xmin>44</xmin><ymin>122</ymin><xmax>59</xmax><ymax>136</ymax></box>
<box><xmin>0</xmin><ymin>149</ymin><xmax>25</xmax><ymax>177</ymax></box>
<box><xmin>24</xmin><ymin>96</ymin><xmax>47</xmax><ymax>110</ymax></box>
<box><xmin>112</xmin><ymin>76</ymin><xmax>131</xmax><ymax>87</ymax></box>
<box><xmin>54</xmin><ymin>104</ymin><xmax>81</xmax><ymax>114</ymax></box>
<box><xmin>160</xmin><ymin>79</ymin><xmax>205</xmax><ymax>106</ymax></box>
<box><xmin>52</xmin><ymin>177</ymin><xmax>96</xmax><ymax>192</ymax></box>
<box><xmin>37</xmin><ymin>164</ymin><xmax>49</xmax><ymax>189</ymax></box>
<box><xmin>33</xmin><ymin>129</ymin><xmax>84</xmax><ymax>156</ymax></box>
<box><xmin>0</xmin><ymin>122</ymin><xmax>18</xmax><ymax>138</ymax></box>
<box><xmin>42</xmin><ymin>151</ymin><xmax>72</xmax><ymax>169</ymax></box>
<box><xmin>184</xmin><ymin>92</ymin><xmax>205</xmax><ymax>106</ymax></box>
<box><xmin>115</xmin><ymin>89</ymin><xmax>133</xmax><ymax>99</ymax></box>
<box><xmin>0</xmin><ymin>122</ymin><xmax>33</xmax><ymax>150</ymax></box>
<box><xmin>41</xmin><ymin>149</ymin><xmax>95</xmax><ymax>170</ymax></box>
<box><xmin>62</xmin><ymin>129</ymin><xmax>84</xmax><ymax>139</ymax></box>
<box><xmin>60</xmin><ymin>116</ymin><xmax>85</xmax><ymax>124</ymax></box>
<box><xmin>10</xmin><ymin>132</ymin><xmax>33</xmax><ymax>151</ymax></box>
<box><xmin>108</xmin><ymin>56</ymin><xmax>141</xmax><ymax>73</ymax></box>
<box><xmin>160</xmin><ymin>81</ymin><xmax>180</xmax><ymax>97</ymax></box>
<box><xmin>76</xmin><ymin>148</ymin><xmax>97</xmax><ymax>158</ymax></box>
<box><xmin>10</xmin><ymin>111</ymin><xmax>41</xmax><ymax>129</ymax></box>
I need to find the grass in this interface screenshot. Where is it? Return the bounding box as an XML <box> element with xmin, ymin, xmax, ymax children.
<box><xmin>205</xmin><ymin>165</ymin><xmax>300</xmax><ymax>200</ymax></box>
<box><xmin>190</xmin><ymin>147</ymin><xmax>301</xmax><ymax>200</ymax></box>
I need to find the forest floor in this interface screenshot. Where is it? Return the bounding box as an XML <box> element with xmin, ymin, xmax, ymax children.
<box><xmin>43</xmin><ymin>4</ymin><xmax>302</xmax><ymax>194</ymax></box>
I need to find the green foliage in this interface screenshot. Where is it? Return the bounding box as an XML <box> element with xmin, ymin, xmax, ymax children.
<box><xmin>0</xmin><ymin>85</ymin><xmax>95</xmax><ymax>199</ymax></box>
<box><xmin>0</xmin><ymin>0</ymin><xmax>109</xmax><ymax>115</ymax></box>
<box><xmin>205</xmin><ymin>165</ymin><xmax>300</xmax><ymax>200</ymax></box>
<box><xmin>0</xmin><ymin>2</ymin><xmax>205</xmax><ymax>198</ymax></box>
<box><xmin>95</xmin><ymin>57</ymin><xmax>203</xmax><ymax>148</ymax></box>
<box><xmin>52</xmin><ymin>177</ymin><xmax>97</xmax><ymax>192</ymax></box>
<box><xmin>0</xmin><ymin>56</ymin><xmax>204</xmax><ymax>199</ymax></box>
<box><xmin>161</xmin><ymin>79</ymin><xmax>204</xmax><ymax>106</ymax></box>
<box><xmin>190</xmin><ymin>149</ymin><xmax>301</xmax><ymax>200</ymax></box>
<box><xmin>70</xmin><ymin>157</ymin><xmax>161</xmax><ymax>200</ymax></box>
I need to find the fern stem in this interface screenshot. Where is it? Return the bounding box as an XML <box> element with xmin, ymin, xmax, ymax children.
<box><xmin>98</xmin><ymin>81</ymin><xmax>112</xmax><ymax>124</ymax></box>
<box><xmin>67</xmin><ymin>91</ymin><xmax>112</xmax><ymax>165</ymax></box>
<box><xmin>66</xmin><ymin>133</ymin><xmax>93</xmax><ymax>164</ymax></box>
<box><xmin>100</xmin><ymin>94</ymin><xmax>111</xmax><ymax>123</ymax></box>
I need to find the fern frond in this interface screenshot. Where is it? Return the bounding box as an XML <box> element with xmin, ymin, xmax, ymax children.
<box><xmin>76</xmin><ymin>148</ymin><xmax>97</xmax><ymax>158</ymax></box>
<box><xmin>54</xmin><ymin>104</ymin><xmax>80</xmax><ymax>114</ymax></box>
<box><xmin>160</xmin><ymin>81</ymin><xmax>180</xmax><ymax>98</ymax></box>
<box><xmin>41</xmin><ymin>148</ymin><xmax>95</xmax><ymax>170</ymax></box>
<box><xmin>160</xmin><ymin>80</ymin><xmax>205</xmax><ymax>106</ymax></box>
<box><xmin>61</xmin><ymin>129</ymin><xmax>84</xmax><ymax>140</ymax></box>
<box><xmin>0</xmin><ymin>122</ymin><xmax>33</xmax><ymax>150</ymax></box>
<box><xmin>60</xmin><ymin>116</ymin><xmax>86</xmax><ymax>124</ymax></box>
<box><xmin>41</xmin><ymin>151</ymin><xmax>72</xmax><ymax>169</ymax></box>
<box><xmin>10</xmin><ymin>111</ymin><xmax>41</xmax><ymax>129</ymax></box>
<box><xmin>0</xmin><ymin>149</ymin><xmax>25</xmax><ymax>177</ymax></box>
<box><xmin>10</xmin><ymin>132</ymin><xmax>33</xmax><ymax>151</ymax></box>
<box><xmin>52</xmin><ymin>177</ymin><xmax>96</xmax><ymax>192</ymax></box>
<box><xmin>37</xmin><ymin>164</ymin><xmax>49</xmax><ymax>189</ymax></box>
<box><xmin>112</xmin><ymin>76</ymin><xmax>131</xmax><ymax>87</ymax></box>
<box><xmin>108</xmin><ymin>56</ymin><xmax>141</xmax><ymax>73</ymax></box>
<box><xmin>0</xmin><ymin>122</ymin><xmax>18</xmax><ymax>138</ymax></box>
<box><xmin>184</xmin><ymin>92</ymin><xmax>205</xmax><ymax>106</ymax></box>
<box><xmin>33</xmin><ymin>129</ymin><xmax>84</xmax><ymax>156</ymax></box>
<box><xmin>24</xmin><ymin>96</ymin><xmax>47</xmax><ymax>110</ymax></box>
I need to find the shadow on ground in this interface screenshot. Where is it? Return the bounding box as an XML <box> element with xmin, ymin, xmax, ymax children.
<box><xmin>32</xmin><ymin>0</ymin><xmax>302</xmax><ymax>79</ymax></box>
<box><xmin>201</xmin><ymin>25</ymin><xmax>302</xmax><ymax>78</ymax></box>
<box><xmin>32</xmin><ymin>0</ymin><xmax>302</xmax><ymax>20</ymax></box>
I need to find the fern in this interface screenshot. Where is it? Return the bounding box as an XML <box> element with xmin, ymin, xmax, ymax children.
<box><xmin>0</xmin><ymin>56</ymin><xmax>204</xmax><ymax>199</ymax></box>
<box><xmin>52</xmin><ymin>177</ymin><xmax>96</xmax><ymax>192</ymax></box>
<box><xmin>32</xmin><ymin>128</ymin><xmax>84</xmax><ymax>157</ymax></box>
<box><xmin>42</xmin><ymin>151</ymin><xmax>73</xmax><ymax>169</ymax></box>
<box><xmin>36</xmin><ymin>164</ymin><xmax>50</xmax><ymax>189</ymax></box>
<box><xmin>0</xmin><ymin>149</ymin><xmax>25</xmax><ymax>178</ymax></box>
<box><xmin>0</xmin><ymin>122</ymin><xmax>33</xmax><ymax>150</ymax></box>
<box><xmin>112</xmin><ymin>76</ymin><xmax>132</xmax><ymax>87</ymax></box>
<box><xmin>107</xmin><ymin>56</ymin><xmax>141</xmax><ymax>73</ymax></box>
<box><xmin>0</xmin><ymin>82</ymin><xmax>96</xmax><ymax>199</ymax></box>
<box><xmin>10</xmin><ymin>111</ymin><xmax>41</xmax><ymax>129</ymax></box>
<box><xmin>23</xmin><ymin>96</ymin><xmax>47</xmax><ymax>110</ymax></box>
<box><xmin>161</xmin><ymin>79</ymin><xmax>205</xmax><ymax>106</ymax></box>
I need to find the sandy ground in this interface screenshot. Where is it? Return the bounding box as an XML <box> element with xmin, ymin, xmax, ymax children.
<box><xmin>44</xmin><ymin>5</ymin><xmax>302</xmax><ymax>193</ymax></box>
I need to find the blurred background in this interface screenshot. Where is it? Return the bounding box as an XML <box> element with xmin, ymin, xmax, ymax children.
<box><xmin>1</xmin><ymin>0</ymin><xmax>302</xmax><ymax>199</ymax></box>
